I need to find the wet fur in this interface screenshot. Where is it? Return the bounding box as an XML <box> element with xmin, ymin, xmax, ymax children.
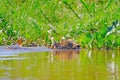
<box><xmin>51</xmin><ymin>39</ymin><xmax>80</xmax><ymax>49</ymax></box>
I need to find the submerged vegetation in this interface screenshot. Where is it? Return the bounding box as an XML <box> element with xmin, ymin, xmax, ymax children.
<box><xmin>0</xmin><ymin>0</ymin><xmax>120</xmax><ymax>49</ymax></box>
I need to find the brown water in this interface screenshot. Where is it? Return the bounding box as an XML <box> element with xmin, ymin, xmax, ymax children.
<box><xmin>0</xmin><ymin>49</ymin><xmax>120</xmax><ymax>80</ymax></box>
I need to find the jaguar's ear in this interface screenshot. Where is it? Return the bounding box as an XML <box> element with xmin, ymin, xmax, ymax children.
<box><xmin>50</xmin><ymin>42</ymin><xmax>58</xmax><ymax>49</ymax></box>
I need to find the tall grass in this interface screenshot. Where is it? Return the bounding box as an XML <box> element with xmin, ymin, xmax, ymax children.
<box><xmin>0</xmin><ymin>0</ymin><xmax>120</xmax><ymax>49</ymax></box>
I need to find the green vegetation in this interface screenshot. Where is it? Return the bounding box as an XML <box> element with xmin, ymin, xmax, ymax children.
<box><xmin>0</xmin><ymin>0</ymin><xmax>120</xmax><ymax>49</ymax></box>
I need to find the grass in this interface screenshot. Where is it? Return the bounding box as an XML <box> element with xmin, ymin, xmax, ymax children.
<box><xmin>0</xmin><ymin>0</ymin><xmax>120</xmax><ymax>49</ymax></box>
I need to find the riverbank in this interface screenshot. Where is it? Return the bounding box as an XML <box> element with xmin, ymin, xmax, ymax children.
<box><xmin>0</xmin><ymin>1</ymin><xmax>120</xmax><ymax>49</ymax></box>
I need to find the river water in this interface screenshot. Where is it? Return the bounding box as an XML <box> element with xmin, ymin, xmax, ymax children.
<box><xmin>0</xmin><ymin>48</ymin><xmax>120</xmax><ymax>80</ymax></box>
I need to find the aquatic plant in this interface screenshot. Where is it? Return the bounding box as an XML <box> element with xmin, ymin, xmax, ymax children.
<box><xmin>0</xmin><ymin>0</ymin><xmax>120</xmax><ymax>49</ymax></box>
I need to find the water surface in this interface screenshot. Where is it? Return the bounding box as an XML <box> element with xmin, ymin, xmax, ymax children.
<box><xmin>0</xmin><ymin>49</ymin><xmax>120</xmax><ymax>80</ymax></box>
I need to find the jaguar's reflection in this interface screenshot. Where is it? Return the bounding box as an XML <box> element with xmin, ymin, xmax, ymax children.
<box><xmin>52</xmin><ymin>50</ymin><xmax>80</xmax><ymax>60</ymax></box>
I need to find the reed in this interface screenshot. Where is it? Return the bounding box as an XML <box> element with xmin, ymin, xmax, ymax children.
<box><xmin>0</xmin><ymin>0</ymin><xmax>120</xmax><ymax>49</ymax></box>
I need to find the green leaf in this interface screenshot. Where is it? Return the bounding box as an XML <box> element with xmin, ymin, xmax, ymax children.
<box><xmin>79</xmin><ymin>0</ymin><xmax>92</xmax><ymax>17</ymax></box>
